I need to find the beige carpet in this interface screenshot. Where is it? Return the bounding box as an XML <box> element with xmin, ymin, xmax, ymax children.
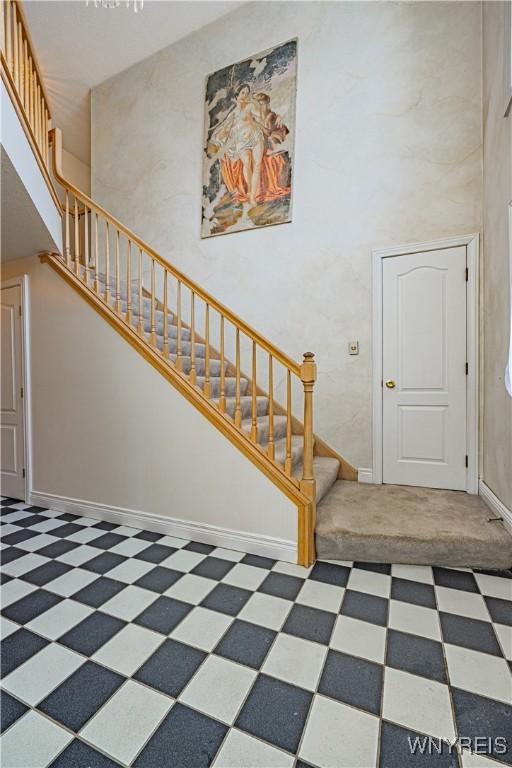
<box><xmin>316</xmin><ymin>481</ymin><xmax>512</xmax><ymax>569</ymax></box>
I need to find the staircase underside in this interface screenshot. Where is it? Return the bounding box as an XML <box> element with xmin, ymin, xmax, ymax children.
<box><xmin>316</xmin><ymin>482</ymin><xmax>512</xmax><ymax>569</ymax></box>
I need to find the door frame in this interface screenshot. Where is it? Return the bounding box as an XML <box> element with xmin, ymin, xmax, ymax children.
<box><xmin>371</xmin><ymin>234</ymin><xmax>479</xmax><ymax>494</ymax></box>
<box><xmin>1</xmin><ymin>275</ymin><xmax>31</xmax><ymax>502</ymax></box>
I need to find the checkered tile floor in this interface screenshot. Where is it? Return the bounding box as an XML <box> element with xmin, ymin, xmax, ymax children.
<box><xmin>0</xmin><ymin>497</ymin><xmax>511</xmax><ymax>768</ymax></box>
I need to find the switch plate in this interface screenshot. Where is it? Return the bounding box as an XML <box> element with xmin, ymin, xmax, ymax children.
<box><xmin>348</xmin><ymin>341</ymin><xmax>359</xmax><ymax>355</ymax></box>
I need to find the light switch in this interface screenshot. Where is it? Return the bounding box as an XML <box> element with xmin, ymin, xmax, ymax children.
<box><xmin>348</xmin><ymin>341</ymin><xmax>359</xmax><ymax>355</ymax></box>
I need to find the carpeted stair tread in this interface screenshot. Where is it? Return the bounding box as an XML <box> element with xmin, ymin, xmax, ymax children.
<box><xmin>292</xmin><ymin>457</ymin><xmax>340</xmax><ymax>504</ymax></box>
<box><xmin>241</xmin><ymin>415</ymin><xmax>288</xmax><ymax>445</ymax></box>
<box><xmin>213</xmin><ymin>397</ymin><xmax>269</xmax><ymax>419</ymax></box>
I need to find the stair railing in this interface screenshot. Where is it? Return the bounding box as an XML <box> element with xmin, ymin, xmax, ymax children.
<box><xmin>49</xmin><ymin>128</ymin><xmax>317</xmax><ymax>562</ymax></box>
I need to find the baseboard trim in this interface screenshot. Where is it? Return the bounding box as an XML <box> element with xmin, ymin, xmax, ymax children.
<box><xmin>479</xmin><ymin>480</ymin><xmax>512</xmax><ymax>535</ymax></box>
<box><xmin>29</xmin><ymin>490</ymin><xmax>297</xmax><ymax>563</ymax></box>
<box><xmin>358</xmin><ymin>468</ymin><xmax>374</xmax><ymax>484</ymax></box>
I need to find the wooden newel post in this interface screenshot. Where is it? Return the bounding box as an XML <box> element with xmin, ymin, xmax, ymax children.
<box><xmin>300</xmin><ymin>351</ymin><xmax>317</xmax><ymax>565</ymax></box>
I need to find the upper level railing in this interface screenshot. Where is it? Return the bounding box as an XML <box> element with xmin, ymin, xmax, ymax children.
<box><xmin>1</xmin><ymin>0</ymin><xmax>52</xmax><ymax>175</ymax></box>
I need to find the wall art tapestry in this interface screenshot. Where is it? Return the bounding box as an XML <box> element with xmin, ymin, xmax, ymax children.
<box><xmin>201</xmin><ymin>39</ymin><xmax>297</xmax><ymax>238</ymax></box>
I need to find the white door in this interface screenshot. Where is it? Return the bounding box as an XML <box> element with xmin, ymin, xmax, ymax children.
<box><xmin>382</xmin><ymin>246</ymin><xmax>467</xmax><ymax>490</ymax></box>
<box><xmin>1</xmin><ymin>284</ymin><xmax>26</xmax><ymax>500</ymax></box>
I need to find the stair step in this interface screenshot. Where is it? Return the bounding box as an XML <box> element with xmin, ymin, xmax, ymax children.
<box><xmin>292</xmin><ymin>457</ymin><xmax>339</xmax><ymax>504</ymax></box>
<box><xmin>195</xmin><ymin>376</ymin><xmax>249</xmax><ymax>398</ymax></box>
<box><xmin>241</xmin><ymin>415</ymin><xmax>288</xmax><ymax>445</ymax></box>
<box><xmin>213</xmin><ymin>396</ymin><xmax>269</xmax><ymax>419</ymax></box>
<box><xmin>273</xmin><ymin>435</ymin><xmax>304</xmax><ymax>468</ymax></box>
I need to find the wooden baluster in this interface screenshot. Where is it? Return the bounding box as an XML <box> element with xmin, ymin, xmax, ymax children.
<box><xmin>28</xmin><ymin>57</ymin><xmax>34</xmax><ymax>127</ymax></box>
<box><xmin>300</xmin><ymin>352</ymin><xmax>317</xmax><ymax>566</ymax></box>
<box><xmin>204</xmin><ymin>303</ymin><xmax>210</xmax><ymax>397</ymax></box>
<box><xmin>285</xmin><ymin>369</ymin><xmax>292</xmax><ymax>475</ymax></box>
<box><xmin>74</xmin><ymin>197</ymin><xmax>80</xmax><ymax>275</ymax></box>
<box><xmin>12</xmin><ymin>3</ymin><xmax>18</xmax><ymax>91</ymax></box>
<box><xmin>126</xmin><ymin>240</ymin><xmax>132</xmax><ymax>324</ymax></box>
<box><xmin>251</xmin><ymin>341</ymin><xmax>258</xmax><ymax>441</ymax></box>
<box><xmin>162</xmin><ymin>270</ymin><xmax>169</xmax><ymax>357</ymax></box>
<box><xmin>83</xmin><ymin>206</ymin><xmax>89</xmax><ymax>285</ymax></box>
<box><xmin>176</xmin><ymin>280</ymin><xmax>183</xmax><ymax>370</ymax></box>
<box><xmin>137</xmin><ymin>249</ymin><xmax>144</xmax><ymax>335</ymax></box>
<box><xmin>234</xmin><ymin>328</ymin><xmax>241</xmax><ymax>427</ymax></box>
<box><xmin>115</xmin><ymin>230</ymin><xmax>121</xmax><ymax>313</ymax></box>
<box><xmin>37</xmin><ymin>84</ymin><xmax>42</xmax><ymax>150</ymax></box>
<box><xmin>5</xmin><ymin>1</ymin><xmax>12</xmax><ymax>73</ymax></box>
<box><xmin>64</xmin><ymin>192</ymin><xmax>70</xmax><ymax>266</ymax></box>
<box><xmin>94</xmin><ymin>213</ymin><xmax>100</xmax><ymax>293</ymax></box>
<box><xmin>0</xmin><ymin>1</ymin><xmax>5</xmax><ymax>63</ymax></box>
<box><xmin>150</xmin><ymin>258</ymin><xmax>156</xmax><ymax>345</ymax></box>
<box><xmin>104</xmin><ymin>222</ymin><xmax>111</xmax><ymax>302</ymax></box>
<box><xmin>189</xmin><ymin>291</ymin><xmax>196</xmax><ymax>384</ymax></box>
<box><xmin>44</xmin><ymin>108</ymin><xmax>48</xmax><ymax>166</ymax></box>
<box><xmin>23</xmin><ymin>41</ymin><xmax>28</xmax><ymax>111</ymax></box>
<box><xmin>267</xmin><ymin>354</ymin><xmax>275</xmax><ymax>459</ymax></box>
<box><xmin>219</xmin><ymin>315</ymin><xmax>226</xmax><ymax>413</ymax></box>
<box><xmin>17</xmin><ymin>20</ymin><xmax>23</xmax><ymax>105</ymax></box>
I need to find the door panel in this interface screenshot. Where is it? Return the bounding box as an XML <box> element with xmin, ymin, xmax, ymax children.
<box><xmin>1</xmin><ymin>285</ymin><xmax>25</xmax><ymax>500</ymax></box>
<box><xmin>382</xmin><ymin>247</ymin><xmax>467</xmax><ymax>489</ymax></box>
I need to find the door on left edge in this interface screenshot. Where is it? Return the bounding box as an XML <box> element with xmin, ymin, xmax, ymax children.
<box><xmin>1</xmin><ymin>284</ymin><xmax>26</xmax><ymax>500</ymax></box>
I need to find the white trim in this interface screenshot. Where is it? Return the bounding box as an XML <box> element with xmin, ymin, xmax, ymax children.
<box><xmin>29</xmin><ymin>490</ymin><xmax>297</xmax><ymax>563</ymax></box>
<box><xmin>479</xmin><ymin>480</ymin><xmax>512</xmax><ymax>536</ymax></box>
<box><xmin>358</xmin><ymin>468</ymin><xmax>374</xmax><ymax>484</ymax></box>
<box><xmin>371</xmin><ymin>234</ymin><xmax>479</xmax><ymax>493</ymax></box>
<box><xmin>1</xmin><ymin>275</ymin><xmax>31</xmax><ymax>502</ymax></box>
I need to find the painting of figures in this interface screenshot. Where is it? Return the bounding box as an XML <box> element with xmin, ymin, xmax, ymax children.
<box><xmin>201</xmin><ymin>39</ymin><xmax>297</xmax><ymax>237</ymax></box>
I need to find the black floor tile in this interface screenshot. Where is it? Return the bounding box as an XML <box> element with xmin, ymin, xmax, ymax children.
<box><xmin>59</xmin><ymin>611</ymin><xmax>125</xmax><ymax>656</ymax></box>
<box><xmin>38</xmin><ymin>661</ymin><xmax>124</xmax><ymax>732</ymax></box>
<box><xmin>485</xmin><ymin>595</ymin><xmax>512</xmax><ymax>626</ymax></box>
<box><xmin>319</xmin><ymin>649</ymin><xmax>383</xmax><ymax>715</ymax></box>
<box><xmin>2</xmin><ymin>529</ymin><xmax>39</xmax><ymax>546</ymax></box>
<box><xmin>379</xmin><ymin>720</ymin><xmax>459</xmax><ymax>768</ymax></box>
<box><xmin>36</xmin><ymin>540</ymin><xmax>79</xmax><ymax>559</ymax></box>
<box><xmin>386</xmin><ymin>629</ymin><xmax>447</xmax><ymax>683</ymax></box>
<box><xmin>309</xmin><ymin>561</ymin><xmax>350</xmax><ymax>587</ymax></box>
<box><xmin>451</xmin><ymin>687</ymin><xmax>512</xmax><ymax>765</ymax></box>
<box><xmin>134</xmin><ymin>543</ymin><xmax>177</xmax><ymax>564</ymax></box>
<box><xmin>235</xmin><ymin>673</ymin><xmax>312</xmax><ymax>753</ymax></box>
<box><xmin>282</xmin><ymin>604</ymin><xmax>335</xmax><ymax>645</ymax></box>
<box><xmin>1</xmin><ymin>628</ymin><xmax>48</xmax><ymax>677</ymax></box>
<box><xmin>200</xmin><ymin>584</ymin><xmax>252</xmax><ymax>616</ymax></box>
<box><xmin>21</xmin><ymin>560</ymin><xmax>72</xmax><ymax>587</ymax></box>
<box><xmin>341</xmin><ymin>589</ymin><xmax>389</xmax><ymax>626</ymax></box>
<box><xmin>2</xmin><ymin>588</ymin><xmax>62</xmax><ymax>625</ymax></box>
<box><xmin>135</xmin><ymin>530</ymin><xmax>164</xmax><ymax>542</ymax></box>
<box><xmin>433</xmin><ymin>567</ymin><xmax>479</xmax><ymax>593</ymax></box>
<box><xmin>134</xmin><ymin>638</ymin><xmax>206</xmax><ymax>697</ymax></box>
<box><xmin>474</xmin><ymin>568</ymin><xmax>512</xmax><ymax>580</ymax></box>
<box><xmin>391</xmin><ymin>577</ymin><xmax>436</xmax><ymax>609</ymax></box>
<box><xmin>183</xmin><ymin>541</ymin><xmax>215</xmax><ymax>555</ymax></box>
<box><xmin>439</xmin><ymin>612</ymin><xmax>502</xmax><ymax>655</ymax></box>
<box><xmin>51</xmin><ymin>523</ymin><xmax>85</xmax><ymax>538</ymax></box>
<box><xmin>215</xmin><ymin>619</ymin><xmax>276</xmax><ymax>669</ymax></box>
<box><xmin>50</xmin><ymin>739</ymin><xmax>121</xmax><ymax>768</ymax></box>
<box><xmin>0</xmin><ymin>573</ymin><xmax>13</xmax><ymax>585</ymax></box>
<box><xmin>191</xmin><ymin>556</ymin><xmax>234</xmax><ymax>581</ymax></box>
<box><xmin>1</xmin><ymin>690</ymin><xmax>29</xmax><ymax>733</ymax></box>
<box><xmin>19</xmin><ymin>506</ymin><xmax>47</xmax><ymax>513</ymax></box>
<box><xmin>56</xmin><ymin>513</ymin><xmax>80</xmax><ymax>522</ymax></box>
<box><xmin>135</xmin><ymin>565</ymin><xmax>183</xmax><ymax>593</ymax></box>
<box><xmin>259</xmin><ymin>572</ymin><xmax>304</xmax><ymax>601</ymax></box>
<box><xmin>72</xmin><ymin>577</ymin><xmax>126</xmax><ymax>608</ymax></box>
<box><xmin>90</xmin><ymin>532</ymin><xmax>127</xmax><ymax>550</ymax></box>
<box><xmin>241</xmin><ymin>553</ymin><xmax>276</xmax><ymax>570</ymax></box>
<box><xmin>0</xmin><ymin>498</ymin><xmax>22</xmax><ymax>506</ymax></box>
<box><xmin>81</xmin><ymin>551</ymin><xmax>125</xmax><ymax>575</ymax></box>
<box><xmin>133</xmin><ymin>703</ymin><xmax>227</xmax><ymax>768</ymax></box>
<box><xmin>92</xmin><ymin>521</ymin><xmax>119</xmax><ymax>531</ymax></box>
<box><xmin>135</xmin><ymin>595</ymin><xmax>193</xmax><ymax>635</ymax></box>
<box><xmin>354</xmin><ymin>562</ymin><xmax>392</xmax><ymax>575</ymax></box>
<box><xmin>1</xmin><ymin>547</ymin><xmax>27</xmax><ymax>564</ymax></box>
<box><xmin>13</xmin><ymin>514</ymin><xmax>47</xmax><ymax>528</ymax></box>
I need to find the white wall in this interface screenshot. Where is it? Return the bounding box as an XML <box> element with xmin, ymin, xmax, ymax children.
<box><xmin>482</xmin><ymin>2</ymin><xmax>512</xmax><ymax>510</ymax></box>
<box><xmin>2</xmin><ymin>255</ymin><xmax>298</xmax><ymax>560</ymax></box>
<box><xmin>62</xmin><ymin>149</ymin><xmax>91</xmax><ymax>196</ymax></box>
<box><xmin>91</xmin><ymin>1</ymin><xmax>483</xmax><ymax>469</ymax></box>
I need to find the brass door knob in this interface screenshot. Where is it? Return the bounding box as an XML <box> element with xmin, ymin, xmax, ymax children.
<box><xmin>385</xmin><ymin>380</ymin><xmax>396</xmax><ymax>389</ymax></box>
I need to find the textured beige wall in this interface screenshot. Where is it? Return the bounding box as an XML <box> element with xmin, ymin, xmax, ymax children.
<box><xmin>482</xmin><ymin>2</ymin><xmax>512</xmax><ymax>509</ymax></box>
<box><xmin>91</xmin><ymin>1</ymin><xmax>483</xmax><ymax>470</ymax></box>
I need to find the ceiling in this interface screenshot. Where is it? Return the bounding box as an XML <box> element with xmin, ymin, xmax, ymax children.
<box><xmin>24</xmin><ymin>0</ymin><xmax>243</xmax><ymax>164</ymax></box>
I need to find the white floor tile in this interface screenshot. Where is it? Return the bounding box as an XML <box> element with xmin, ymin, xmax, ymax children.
<box><xmin>160</xmin><ymin>549</ymin><xmax>206</xmax><ymax>573</ymax></box>
<box><xmin>1</xmin><ymin>525</ymin><xmax>22</xmax><ymax>536</ymax></box>
<box><xmin>388</xmin><ymin>599</ymin><xmax>441</xmax><ymax>641</ymax></box>
<box><xmin>1</xmin><ymin>617</ymin><xmax>19</xmax><ymax>640</ymax></box>
<box><xmin>222</xmin><ymin>564</ymin><xmax>267</xmax><ymax>591</ymax></box>
<box><xmin>37</xmin><ymin>509</ymin><xmax>62</xmax><ymax>518</ymax></box>
<box><xmin>3</xmin><ymin>503</ymin><xmax>31</xmax><ymax>512</ymax></box>
<box><xmin>444</xmin><ymin>644</ymin><xmax>512</xmax><ymax>704</ymax></box>
<box><xmin>26</xmin><ymin>598</ymin><xmax>93</xmax><ymax>640</ymax></box>
<box><xmin>16</xmin><ymin>534</ymin><xmax>59</xmax><ymax>553</ymax></box>
<box><xmin>348</xmin><ymin>568</ymin><xmax>391</xmax><ymax>598</ymax></box>
<box><xmin>461</xmin><ymin>750</ymin><xmax>507</xmax><ymax>767</ymax></box>
<box><xmin>170</xmin><ymin>606</ymin><xmax>233</xmax><ymax>651</ymax></box>
<box><xmin>474</xmin><ymin>573</ymin><xmax>512</xmax><ymax>601</ymax></box>
<box><xmin>391</xmin><ymin>564</ymin><xmax>434</xmax><ymax>584</ymax></box>
<box><xmin>0</xmin><ymin>579</ymin><xmax>36</xmax><ymax>608</ymax></box>
<box><xmin>111</xmin><ymin>525</ymin><xmax>141</xmax><ymax>537</ymax></box>
<box><xmin>66</xmin><ymin>527</ymin><xmax>105</xmax><ymax>544</ymax></box>
<box><xmin>45</xmin><ymin>567</ymin><xmax>98</xmax><ymax>597</ymax></box>
<box><xmin>435</xmin><ymin>586</ymin><xmax>489</xmax><ymax>621</ymax></box>
<box><xmin>69</xmin><ymin>517</ymin><xmax>97</xmax><ymax>526</ymax></box>
<box><xmin>296</xmin><ymin>579</ymin><xmax>344</xmax><ymax>613</ymax></box>
<box><xmin>272</xmin><ymin>561</ymin><xmax>312</xmax><ymax>578</ymax></box>
<box><xmin>210</xmin><ymin>547</ymin><xmax>244</xmax><ymax>562</ymax></box>
<box><xmin>180</xmin><ymin>655</ymin><xmax>256</xmax><ymax>725</ymax></box>
<box><xmin>3</xmin><ymin>642</ymin><xmax>84</xmax><ymax>705</ymax></box>
<box><xmin>80</xmin><ymin>679</ymin><xmax>171</xmax><ymax>765</ymax></box>
<box><xmin>106</xmin><ymin>558</ymin><xmax>155</xmax><ymax>584</ymax></box>
<box><xmin>100</xmin><ymin>585</ymin><xmax>157</xmax><ymax>621</ymax></box>
<box><xmin>92</xmin><ymin>623</ymin><xmax>164</xmax><ymax>675</ymax></box>
<box><xmin>165</xmin><ymin>574</ymin><xmax>217</xmax><ymax>604</ymax></box>
<box><xmin>213</xmin><ymin>728</ymin><xmax>294</xmax><ymax>768</ymax></box>
<box><xmin>1</xmin><ymin>510</ymin><xmax>33</xmax><ymax>524</ymax></box>
<box><xmin>300</xmin><ymin>695</ymin><xmax>379</xmax><ymax>768</ymax></box>
<box><xmin>2</xmin><ymin>553</ymin><xmax>49</xmax><ymax>578</ymax></box>
<box><xmin>330</xmin><ymin>614</ymin><xmax>386</xmax><ymax>663</ymax></box>
<box><xmin>29</xmin><ymin>518</ymin><xmax>69</xmax><ymax>533</ymax></box>
<box><xmin>110</xmin><ymin>537</ymin><xmax>153</xmax><ymax>557</ymax></box>
<box><xmin>494</xmin><ymin>623</ymin><xmax>512</xmax><ymax>660</ymax></box>
<box><xmin>238</xmin><ymin>592</ymin><xmax>292</xmax><ymax>630</ymax></box>
<box><xmin>157</xmin><ymin>535</ymin><xmax>188</xmax><ymax>549</ymax></box>
<box><xmin>0</xmin><ymin>710</ymin><xmax>72</xmax><ymax>767</ymax></box>
<box><xmin>262</xmin><ymin>633</ymin><xmax>326</xmax><ymax>691</ymax></box>
<box><xmin>56</xmin><ymin>544</ymin><xmax>100</xmax><ymax>567</ymax></box>
<box><xmin>382</xmin><ymin>667</ymin><xmax>455</xmax><ymax>739</ymax></box>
